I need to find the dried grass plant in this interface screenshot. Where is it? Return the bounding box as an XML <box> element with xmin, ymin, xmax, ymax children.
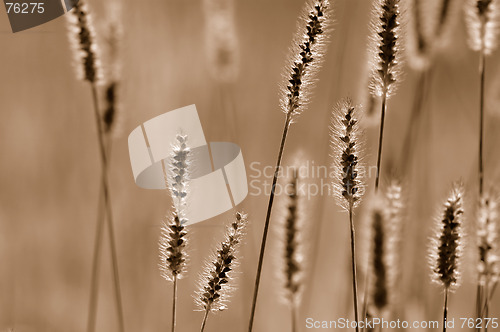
<box><xmin>361</xmin><ymin>181</ymin><xmax>403</xmax><ymax>327</ymax></box>
<box><xmin>66</xmin><ymin>1</ymin><xmax>124</xmax><ymax>331</ymax></box>
<box><xmin>465</xmin><ymin>0</ymin><xmax>500</xmax><ymax>196</ymax></box>
<box><xmin>331</xmin><ymin>99</ymin><xmax>365</xmax><ymax>332</ymax></box>
<box><xmin>247</xmin><ymin>1</ymin><xmax>331</xmax><ymax>330</ymax></box>
<box><xmin>85</xmin><ymin>1</ymin><xmax>123</xmax><ymax>330</ymax></box>
<box><xmin>197</xmin><ymin>212</ymin><xmax>248</xmax><ymax>332</ymax></box>
<box><xmin>279</xmin><ymin>168</ymin><xmax>303</xmax><ymax>332</ymax></box>
<box><xmin>476</xmin><ymin>191</ymin><xmax>499</xmax><ymax>329</ymax></box>
<box><xmin>159</xmin><ymin>134</ymin><xmax>191</xmax><ymax>332</ymax></box>
<box><xmin>429</xmin><ymin>184</ymin><xmax>464</xmax><ymax>332</ymax></box>
<box><xmin>369</xmin><ymin>0</ymin><xmax>403</xmax><ymax>190</ymax></box>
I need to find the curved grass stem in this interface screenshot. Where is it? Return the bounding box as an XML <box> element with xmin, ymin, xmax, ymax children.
<box><xmin>349</xmin><ymin>206</ymin><xmax>360</xmax><ymax>332</ymax></box>
<box><xmin>248</xmin><ymin>113</ymin><xmax>292</xmax><ymax>332</ymax></box>
<box><xmin>172</xmin><ymin>276</ymin><xmax>178</xmax><ymax>332</ymax></box>
<box><xmin>200</xmin><ymin>305</ymin><xmax>211</xmax><ymax>332</ymax></box>
<box><xmin>443</xmin><ymin>288</ymin><xmax>449</xmax><ymax>332</ymax></box>
<box><xmin>87</xmin><ymin>138</ymin><xmax>113</xmax><ymax>332</ymax></box>
<box><xmin>89</xmin><ymin>84</ymin><xmax>125</xmax><ymax>332</ymax></box>
<box><xmin>375</xmin><ymin>93</ymin><xmax>387</xmax><ymax>192</ymax></box>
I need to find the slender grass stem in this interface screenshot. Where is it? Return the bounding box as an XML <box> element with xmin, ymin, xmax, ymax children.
<box><xmin>481</xmin><ymin>281</ymin><xmax>497</xmax><ymax>317</ymax></box>
<box><xmin>172</xmin><ymin>276</ymin><xmax>178</xmax><ymax>332</ymax></box>
<box><xmin>248</xmin><ymin>113</ymin><xmax>292</xmax><ymax>332</ymax></box>
<box><xmin>443</xmin><ymin>288</ymin><xmax>449</xmax><ymax>332</ymax></box>
<box><xmin>200</xmin><ymin>305</ymin><xmax>211</xmax><ymax>332</ymax></box>
<box><xmin>476</xmin><ymin>284</ymin><xmax>483</xmax><ymax>332</ymax></box>
<box><xmin>86</xmin><ymin>185</ymin><xmax>105</xmax><ymax>332</ymax></box>
<box><xmin>291</xmin><ymin>300</ymin><xmax>297</xmax><ymax>332</ymax></box>
<box><xmin>479</xmin><ymin>49</ymin><xmax>485</xmax><ymax>197</ymax></box>
<box><xmin>485</xmin><ymin>281</ymin><xmax>489</xmax><ymax>332</ymax></box>
<box><xmin>361</xmin><ymin>265</ymin><xmax>370</xmax><ymax>332</ymax></box>
<box><xmin>87</xmin><ymin>139</ymin><xmax>113</xmax><ymax>332</ymax></box>
<box><xmin>476</xmin><ymin>34</ymin><xmax>487</xmax><ymax>331</ymax></box>
<box><xmin>375</xmin><ymin>93</ymin><xmax>387</xmax><ymax>192</ymax></box>
<box><xmin>399</xmin><ymin>69</ymin><xmax>427</xmax><ymax>173</ymax></box>
<box><xmin>90</xmin><ymin>84</ymin><xmax>125</xmax><ymax>332</ymax></box>
<box><xmin>349</xmin><ymin>206</ymin><xmax>360</xmax><ymax>332</ymax></box>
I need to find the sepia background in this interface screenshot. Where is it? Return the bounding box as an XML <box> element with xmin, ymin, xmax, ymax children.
<box><xmin>1</xmin><ymin>0</ymin><xmax>500</xmax><ymax>331</ymax></box>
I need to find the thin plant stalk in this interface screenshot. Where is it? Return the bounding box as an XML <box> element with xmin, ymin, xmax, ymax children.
<box><xmin>478</xmin><ymin>49</ymin><xmax>486</xmax><ymax>196</ymax></box>
<box><xmin>399</xmin><ymin>69</ymin><xmax>429</xmax><ymax>172</ymax></box>
<box><xmin>331</xmin><ymin>100</ymin><xmax>364</xmax><ymax>331</ymax></box>
<box><xmin>291</xmin><ymin>299</ymin><xmax>297</xmax><ymax>332</ymax></box>
<box><xmin>485</xmin><ymin>281</ymin><xmax>489</xmax><ymax>332</ymax></box>
<box><xmin>87</xmin><ymin>175</ymin><xmax>106</xmax><ymax>332</ymax></box>
<box><xmin>375</xmin><ymin>93</ymin><xmax>387</xmax><ymax>192</ymax></box>
<box><xmin>90</xmin><ymin>84</ymin><xmax>125</xmax><ymax>332</ymax></box>
<box><xmin>87</xmin><ymin>138</ymin><xmax>114</xmax><ymax>332</ymax></box>
<box><xmin>361</xmin><ymin>274</ymin><xmax>370</xmax><ymax>332</ymax></box>
<box><xmin>482</xmin><ymin>281</ymin><xmax>498</xmax><ymax>316</ymax></box>
<box><xmin>349</xmin><ymin>206</ymin><xmax>360</xmax><ymax>332</ymax></box>
<box><xmin>200</xmin><ymin>305</ymin><xmax>211</xmax><ymax>332</ymax></box>
<box><xmin>476</xmin><ymin>284</ymin><xmax>483</xmax><ymax>332</ymax></box>
<box><xmin>443</xmin><ymin>288</ymin><xmax>449</xmax><ymax>332</ymax></box>
<box><xmin>248</xmin><ymin>113</ymin><xmax>292</xmax><ymax>332</ymax></box>
<box><xmin>172</xmin><ymin>276</ymin><xmax>178</xmax><ymax>332</ymax></box>
<box><xmin>248</xmin><ymin>0</ymin><xmax>330</xmax><ymax>328</ymax></box>
<box><xmin>475</xmin><ymin>30</ymin><xmax>487</xmax><ymax>331</ymax></box>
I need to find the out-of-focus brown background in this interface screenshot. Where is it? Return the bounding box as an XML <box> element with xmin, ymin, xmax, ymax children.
<box><xmin>1</xmin><ymin>0</ymin><xmax>500</xmax><ymax>331</ymax></box>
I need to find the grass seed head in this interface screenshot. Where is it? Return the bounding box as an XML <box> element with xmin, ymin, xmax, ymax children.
<box><xmin>196</xmin><ymin>212</ymin><xmax>248</xmax><ymax>311</ymax></box>
<box><xmin>279</xmin><ymin>0</ymin><xmax>332</xmax><ymax>121</ymax></box>
<box><xmin>429</xmin><ymin>184</ymin><xmax>465</xmax><ymax>290</ymax></box>
<box><xmin>331</xmin><ymin>99</ymin><xmax>365</xmax><ymax>211</ymax></box>
<box><xmin>66</xmin><ymin>0</ymin><xmax>102</xmax><ymax>84</ymax></box>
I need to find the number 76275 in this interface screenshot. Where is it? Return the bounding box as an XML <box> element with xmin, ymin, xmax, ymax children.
<box><xmin>5</xmin><ymin>3</ymin><xmax>45</xmax><ymax>14</ymax></box>
<box><xmin>460</xmin><ymin>318</ymin><xmax>498</xmax><ymax>329</ymax></box>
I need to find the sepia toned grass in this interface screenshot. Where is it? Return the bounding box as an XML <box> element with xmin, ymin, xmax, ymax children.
<box><xmin>17</xmin><ymin>0</ymin><xmax>500</xmax><ymax>331</ymax></box>
<box><xmin>466</xmin><ymin>0</ymin><xmax>499</xmax><ymax>196</ymax></box>
<box><xmin>202</xmin><ymin>0</ymin><xmax>240</xmax><ymax>84</ymax></box>
<box><xmin>280</xmin><ymin>168</ymin><xmax>303</xmax><ymax>332</ymax></box>
<box><xmin>401</xmin><ymin>0</ymin><xmax>456</xmax><ymax>172</ymax></box>
<box><xmin>465</xmin><ymin>0</ymin><xmax>500</xmax><ymax>197</ymax></box>
<box><xmin>368</xmin><ymin>0</ymin><xmax>403</xmax><ymax>191</ymax></box>
<box><xmin>465</xmin><ymin>3</ymin><xmax>500</xmax><ymax>323</ymax></box>
<box><xmin>247</xmin><ymin>1</ymin><xmax>332</xmax><ymax>330</ymax></box>
<box><xmin>429</xmin><ymin>184</ymin><xmax>464</xmax><ymax>332</ymax></box>
<box><xmin>331</xmin><ymin>99</ymin><xmax>364</xmax><ymax>332</ymax></box>
<box><xmin>362</xmin><ymin>181</ymin><xmax>403</xmax><ymax>326</ymax></box>
<box><xmin>197</xmin><ymin>212</ymin><xmax>248</xmax><ymax>332</ymax></box>
<box><xmin>65</xmin><ymin>1</ymin><xmax>124</xmax><ymax>331</ymax></box>
<box><xmin>476</xmin><ymin>191</ymin><xmax>499</xmax><ymax>329</ymax></box>
<box><xmin>86</xmin><ymin>2</ymin><xmax>123</xmax><ymax>330</ymax></box>
<box><xmin>159</xmin><ymin>134</ymin><xmax>191</xmax><ymax>332</ymax></box>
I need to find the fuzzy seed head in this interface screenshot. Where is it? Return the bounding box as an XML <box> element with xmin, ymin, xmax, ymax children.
<box><xmin>282</xmin><ymin>169</ymin><xmax>303</xmax><ymax>304</ymax></box>
<box><xmin>407</xmin><ymin>0</ymin><xmax>431</xmax><ymax>70</ymax></box>
<box><xmin>196</xmin><ymin>212</ymin><xmax>248</xmax><ymax>311</ymax></box>
<box><xmin>279</xmin><ymin>0</ymin><xmax>331</xmax><ymax>121</ymax></box>
<box><xmin>101</xmin><ymin>0</ymin><xmax>123</xmax><ymax>136</ymax></box>
<box><xmin>429</xmin><ymin>185</ymin><xmax>464</xmax><ymax>290</ymax></box>
<box><xmin>66</xmin><ymin>0</ymin><xmax>102</xmax><ymax>83</ymax></box>
<box><xmin>331</xmin><ymin>99</ymin><xmax>365</xmax><ymax>211</ymax></box>
<box><xmin>203</xmin><ymin>0</ymin><xmax>240</xmax><ymax>83</ymax></box>
<box><xmin>168</xmin><ymin>134</ymin><xmax>190</xmax><ymax>225</ymax></box>
<box><xmin>407</xmin><ymin>0</ymin><xmax>455</xmax><ymax>70</ymax></box>
<box><xmin>477</xmin><ymin>192</ymin><xmax>500</xmax><ymax>286</ymax></box>
<box><xmin>369</xmin><ymin>0</ymin><xmax>403</xmax><ymax>99</ymax></box>
<box><xmin>103</xmin><ymin>82</ymin><xmax>118</xmax><ymax>134</ymax></box>
<box><xmin>366</xmin><ymin>185</ymin><xmax>402</xmax><ymax>313</ymax></box>
<box><xmin>465</xmin><ymin>0</ymin><xmax>500</xmax><ymax>54</ymax></box>
<box><xmin>159</xmin><ymin>212</ymin><xmax>188</xmax><ymax>281</ymax></box>
<box><xmin>372</xmin><ymin>207</ymin><xmax>388</xmax><ymax>310</ymax></box>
